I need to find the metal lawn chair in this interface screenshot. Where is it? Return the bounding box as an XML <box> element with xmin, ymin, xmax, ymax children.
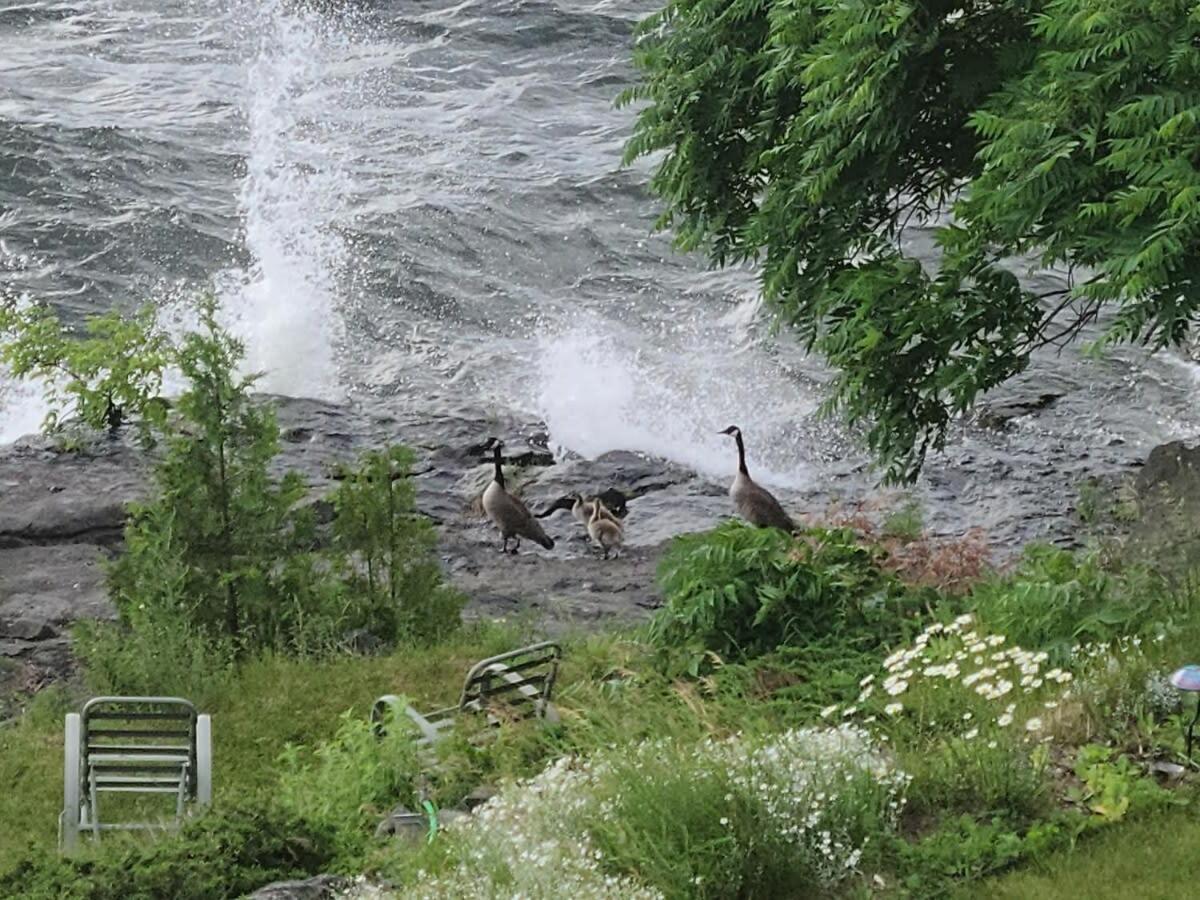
<box><xmin>59</xmin><ymin>696</ymin><xmax>212</xmax><ymax>851</ymax></box>
<box><xmin>371</xmin><ymin>641</ymin><xmax>562</xmax><ymax>746</ymax></box>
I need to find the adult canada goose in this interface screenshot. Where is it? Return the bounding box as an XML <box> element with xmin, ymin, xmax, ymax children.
<box><xmin>719</xmin><ymin>425</ymin><xmax>795</xmax><ymax>532</ymax></box>
<box><xmin>480</xmin><ymin>438</ymin><xmax>555</xmax><ymax>554</ymax></box>
<box><xmin>586</xmin><ymin>497</ymin><xmax>623</xmax><ymax>559</ymax></box>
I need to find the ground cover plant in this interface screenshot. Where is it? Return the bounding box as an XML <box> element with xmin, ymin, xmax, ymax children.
<box><xmin>5</xmin><ymin>508</ymin><xmax>1200</xmax><ymax>898</ymax></box>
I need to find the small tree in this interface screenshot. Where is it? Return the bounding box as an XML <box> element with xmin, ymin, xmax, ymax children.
<box><xmin>109</xmin><ymin>296</ymin><xmax>312</xmax><ymax>651</ymax></box>
<box><xmin>0</xmin><ymin>297</ymin><xmax>170</xmax><ymax>442</ymax></box>
<box><xmin>332</xmin><ymin>447</ymin><xmax>463</xmax><ymax>643</ymax></box>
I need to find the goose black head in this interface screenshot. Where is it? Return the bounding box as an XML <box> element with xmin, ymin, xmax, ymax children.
<box><xmin>719</xmin><ymin>425</ymin><xmax>741</xmax><ymax>438</ymax></box>
<box><xmin>480</xmin><ymin>437</ymin><xmax>504</xmax><ymax>452</ymax></box>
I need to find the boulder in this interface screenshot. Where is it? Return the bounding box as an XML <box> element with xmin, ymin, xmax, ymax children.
<box><xmin>245</xmin><ymin>874</ymin><xmax>351</xmax><ymax>900</ymax></box>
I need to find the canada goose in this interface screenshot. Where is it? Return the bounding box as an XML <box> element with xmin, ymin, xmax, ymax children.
<box><xmin>480</xmin><ymin>438</ymin><xmax>555</xmax><ymax>554</ymax></box>
<box><xmin>586</xmin><ymin>497</ymin><xmax>623</xmax><ymax>559</ymax></box>
<box><xmin>719</xmin><ymin>425</ymin><xmax>795</xmax><ymax>532</ymax></box>
<box><xmin>571</xmin><ymin>493</ymin><xmax>620</xmax><ymax>527</ymax></box>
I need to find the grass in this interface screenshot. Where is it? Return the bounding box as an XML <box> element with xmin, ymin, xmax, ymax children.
<box><xmin>0</xmin><ymin>623</ymin><xmax>527</xmax><ymax>872</ymax></box>
<box><xmin>964</xmin><ymin>805</ymin><xmax>1200</xmax><ymax>899</ymax></box>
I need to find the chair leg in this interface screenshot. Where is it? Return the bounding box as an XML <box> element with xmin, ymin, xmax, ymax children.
<box><xmin>88</xmin><ymin>767</ymin><xmax>101</xmax><ymax>840</ymax></box>
<box><xmin>176</xmin><ymin>762</ymin><xmax>189</xmax><ymax>822</ymax></box>
<box><xmin>61</xmin><ymin>714</ymin><xmax>81</xmax><ymax>853</ymax></box>
<box><xmin>195</xmin><ymin>715</ymin><xmax>212</xmax><ymax>808</ymax></box>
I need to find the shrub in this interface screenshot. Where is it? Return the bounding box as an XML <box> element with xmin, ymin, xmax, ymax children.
<box><xmin>650</xmin><ymin>523</ymin><xmax>918</xmax><ymax>673</ymax></box>
<box><xmin>331</xmin><ymin>447</ymin><xmax>464</xmax><ymax>643</ymax></box>
<box><xmin>0</xmin><ymin>804</ymin><xmax>337</xmax><ymax>900</ymax></box>
<box><xmin>0</xmin><ymin>299</ymin><xmax>170</xmax><ymax>443</ymax></box>
<box><xmin>969</xmin><ymin>546</ymin><xmax>1175</xmax><ymax>662</ymax></box>
<box><xmin>105</xmin><ymin>298</ymin><xmax>460</xmax><ymax>659</ymax></box>
<box><xmin>107</xmin><ymin>299</ymin><xmax>324</xmax><ymax>652</ymax></box>
<box><xmin>277</xmin><ymin>711</ymin><xmax>420</xmax><ymax>862</ymax></box>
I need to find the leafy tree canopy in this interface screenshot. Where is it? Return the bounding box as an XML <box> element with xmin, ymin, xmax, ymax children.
<box><xmin>622</xmin><ymin>0</ymin><xmax>1200</xmax><ymax>481</ymax></box>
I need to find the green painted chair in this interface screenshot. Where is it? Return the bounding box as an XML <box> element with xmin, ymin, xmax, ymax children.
<box><xmin>371</xmin><ymin>641</ymin><xmax>562</xmax><ymax>745</ymax></box>
<box><xmin>59</xmin><ymin>696</ymin><xmax>212</xmax><ymax>851</ymax></box>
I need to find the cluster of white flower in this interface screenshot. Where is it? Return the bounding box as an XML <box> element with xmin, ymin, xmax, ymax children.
<box><xmin>393</xmin><ymin>753</ymin><xmax>661</xmax><ymax>900</ymax></box>
<box><xmin>372</xmin><ymin>727</ymin><xmax>908</xmax><ymax>897</ymax></box>
<box><xmin>714</xmin><ymin>725</ymin><xmax>909</xmax><ymax>883</ymax></box>
<box><xmin>826</xmin><ymin>614</ymin><xmax>1073</xmax><ymax>737</ymax></box>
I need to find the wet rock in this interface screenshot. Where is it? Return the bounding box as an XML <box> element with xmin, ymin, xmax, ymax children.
<box><xmin>245</xmin><ymin>874</ymin><xmax>351</xmax><ymax>900</ymax></box>
<box><xmin>342</xmin><ymin>628</ymin><xmax>383</xmax><ymax>655</ymax></box>
<box><xmin>375</xmin><ymin>805</ymin><xmax>429</xmax><ymax>841</ymax></box>
<box><xmin>0</xmin><ymin>391</ymin><xmax>1114</xmax><ymax>685</ymax></box>
<box><xmin>462</xmin><ymin>785</ymin><xmax>498</xmax><ymax>810</ymax></box>
<box><xmin>1136</xmin><ymin>440</ymin><xmax>1200</xmax><ymax>500</ymax></box>
<box><xmin>1</xmin><ymin>617</ymin><xmax>57</xmax><ymax>641</ymax></box>
<box><xmin>0</xmin><ymin>545</ymin><xmax>114</xmax><ymax>627</ymax></box>
<box><xmin>974</xmin><ymin>392</ymin><xmax>1064</xmax><ymax>430</ymax></box>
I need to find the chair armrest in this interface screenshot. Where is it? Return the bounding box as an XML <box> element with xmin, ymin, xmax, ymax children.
<box><xmin>404</xmin><ymin>705</ymin><xmax>446</xmax><ymax>745</ymax></box>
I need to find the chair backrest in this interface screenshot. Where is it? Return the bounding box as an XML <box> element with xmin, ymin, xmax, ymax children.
<box><xmin>457</xmin><ymin>642</ymin><xmax>561</xmax><ymax>719</ymax></box>
<box><xmin>81</xmin><ymin>697</ymin><xmax>199</xmax><ymax>793</ymax></box>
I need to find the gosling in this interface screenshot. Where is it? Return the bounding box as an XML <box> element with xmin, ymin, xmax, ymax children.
<box><xmin>571</xmin><ymin>492</ymin><xmax>620</xmax><ymax>527</ymax></box>
<box><xmin>586</xmin><ymin>497</ymin><xmax>623</xmax><ymax>559</ymax></box>
<box><xmin>718</xmin><ymin>425</ymin><xmax>795</xmax><ymax>532</ymax></box>
<box><xmin>480</xmin><ymin>437</ymin><xmax>555</xmax><ymax>554</ymax></box>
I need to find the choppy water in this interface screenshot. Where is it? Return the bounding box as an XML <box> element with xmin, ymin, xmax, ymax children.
<box><xmin>1</xmin><ymin>0</ymin><xmax>1198</xmax><ymax>518</ymax></box>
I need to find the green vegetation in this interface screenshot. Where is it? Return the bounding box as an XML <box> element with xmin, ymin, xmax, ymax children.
<box><xmin>623</xmin><ymin>0</ymin><xmax>1200</xmax><ymax>481</ymax></box>
<box><xmin>0</xmin><ymin>300</ymin><xmax>170</xmax><ymax>442</ymax></box>
<box><xmin>5</xmin><ymin>504</ymin><xmax>1200</xmax><ymax>897</ymax></box>
<box><xmin>967</xmin><ymin>806</ymin><xmax>1200</xmax><ymax>899</ymax></box>
<box><xmin>650</xmin><ymin>522</ymin><xmax>921</xmax><ymax>674</ymax></box>
<box><xmin>4</xmin><ymin>301</ymin><xmax>1200</xmax><ymax>897</ymax></box>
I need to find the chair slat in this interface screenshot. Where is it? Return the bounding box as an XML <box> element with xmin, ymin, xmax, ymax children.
<box><xmin>87</xmin><ymin>728</ymin><xmax>192</xmax><ymax>740</ymax></box>
<box><xmin>86</xmin><ymin>711</ymin><xmax>195</xmax><ymax>721</ymax></box>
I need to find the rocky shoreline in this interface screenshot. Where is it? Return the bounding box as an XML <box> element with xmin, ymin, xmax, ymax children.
<box><xmin>1</xmin><ymin>393</ymin><xmax>1187</xmax><ymax>694</ymax></box>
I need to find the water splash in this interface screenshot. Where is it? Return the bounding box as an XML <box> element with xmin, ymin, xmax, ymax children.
<box><xmin>0</xmin><ymin>367</ymin><xmax>49</xmax><ymax>444</ymax></box>
<box><xmin>213</xmin><ymin>0</ymin><xmax>352</xmax><ymax>399</ymax></box>
<box><xmin>533</xmin><ymin>302</ymin><xmax>821</xmax><ymax>488</ymax></box>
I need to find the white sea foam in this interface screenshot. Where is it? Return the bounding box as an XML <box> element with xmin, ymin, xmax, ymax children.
<box><xmin>211</xmin><ymin>0</ymin><xmax>353</xmax><ymax>399</ymax></box>
<box><xmin>533</xmin><ymin>301</ymin><xmax>819</xmax><ymax>489</ymax></box>
<box><xmin>0</xmin><ymin>367</ymin><xmax>49</xmax><ymax>444</ymax></box>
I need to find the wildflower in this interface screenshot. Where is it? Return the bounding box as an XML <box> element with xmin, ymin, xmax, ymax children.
<box><xmin>987</xmin><ymin>740</ymin><xmax>998</xmax><ymax>749</ymax></box>
<box><xmin>885</xmin><ymin>702</ymin><xmax>903</xmax><ymax>716</ymax></box>
<box><xmin>820</xmin><ymin>705</ymin><xmax>838</xmax><ymax>719</ymax></box>
<box><xmin>719</xmin><ymin>817</ymin><xmax>729</xmax><ymax>827</ymax></box>
<box><xmin>884</xmin><ymin>679</ymin><xmax>909</xmax><ymax>696</ymax></box>
<box><xmin>860</xmin><ymin>674</ymin><xmax>875</xmax><ymax>687</ymax></box>
<box><xmin>1025</xmin><ymin>717</ymin><xmax>1043</xmax><ymax>732</ymax></box>
<box><xmin>964</xmin><ymin>727</ymin><xmax>979</xmax><ymax>740</ymax></box>
<box><xmin>962</xmin><ymin>711</ymin><xmax>973</xmax><ymax>721</ymax></box>
<box><xmin>987</xmin><ymin>634</ymin><xmax>1006</xmax><ymax>647</ymax></box>
<box><xmin>997</xmin><ymin>713</ymin><xmax>1013</xmax><ymax>727</ymax></box>
<box><xmin>1043</xmin><ymin>700</ymin><xmax>1059</xmax><ymax>709</ymax></box>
